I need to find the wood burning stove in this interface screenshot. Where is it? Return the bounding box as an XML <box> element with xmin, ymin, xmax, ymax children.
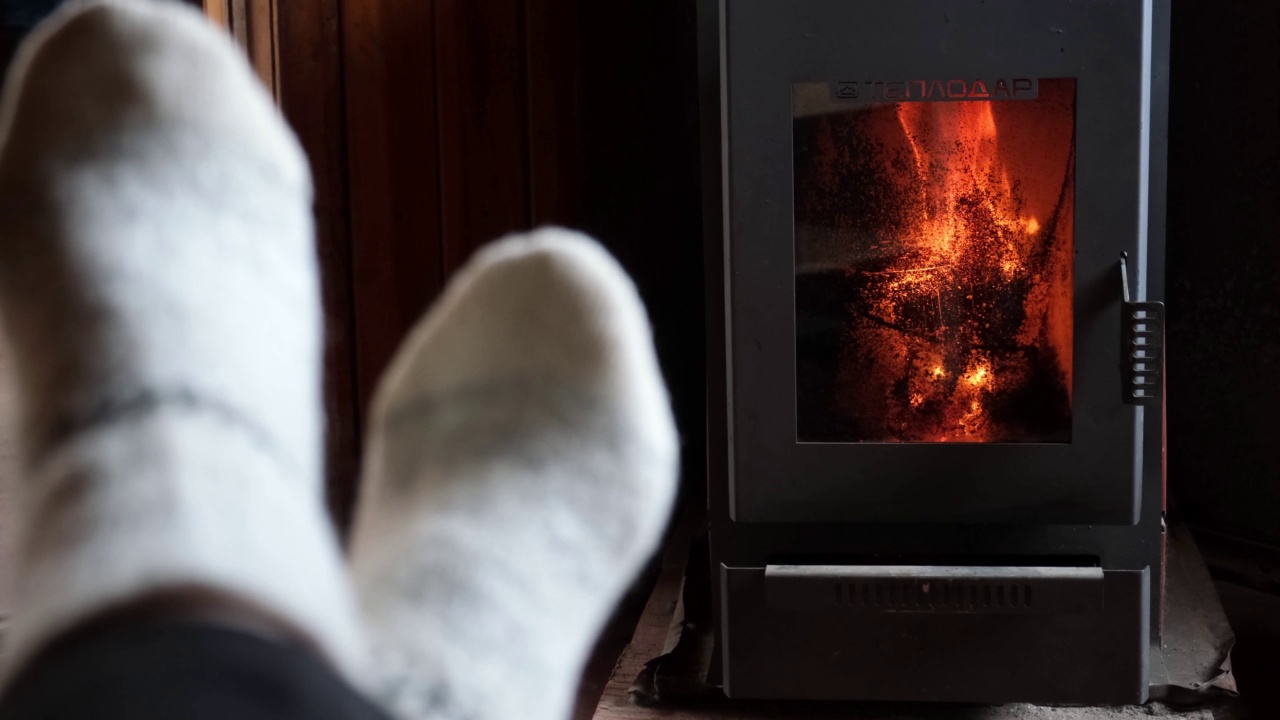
<box><xmin>700</xmin><ymin>0</ymin><xmax>1170</xmax><ymax>705</ymax></box>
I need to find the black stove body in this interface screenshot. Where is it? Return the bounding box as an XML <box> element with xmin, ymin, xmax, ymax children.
<box><xmin>700</xmin><ymin>0</ymin><xmax>1170</xmax><ymax>705</ymax></box>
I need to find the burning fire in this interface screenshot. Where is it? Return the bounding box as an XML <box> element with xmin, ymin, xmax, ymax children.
<box><xmin>795</xmin><ymin>79</ymin><xmax>1077</xmax><ymax>443</ymax></box>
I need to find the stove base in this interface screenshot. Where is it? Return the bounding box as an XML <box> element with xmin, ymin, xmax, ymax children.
<box><xmin>721</xmin><ymin>565</ymin><xmax>1150</xmax><ymax>705</ymax></box>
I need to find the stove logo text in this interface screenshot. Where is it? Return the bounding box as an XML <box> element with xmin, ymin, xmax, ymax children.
<box><xmin>832</xmin><ymin>78</ymin><xmax>1038</xmax><ymax>103</ymax></box>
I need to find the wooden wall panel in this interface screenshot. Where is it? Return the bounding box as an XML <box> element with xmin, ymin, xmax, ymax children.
<box><xmin>525</xmin><ymin>0</ymin><xmax>584</xmax><ymax>227</ymax></box>
<box><xmin>342</xmin><ymin>0</ymin><xmax>445</xmax><ymax>417</ymax></box>
<box><xmin>245</xmin><ymin>0</ymin><xmax>279</xmax><ymax>97</ymax></box>
<box><xmin>434</xmin><ymin>0</ymin><xmax>532</xmax><ymax>274</ymax></box>
<box><xmin>277</xmin><ymin>0</ymin><xmax>704</xmax><ymax>523</ymax></box>
<box><xmin>205</xmin><ymin>0</ymin><xmax>278</xmax><ymax>95</ymax></box>
<box><xmin>275</xmin><ymin>0</ymin><xmax>361</xmax><ymax>529</ymax></box>
<box><xmin>202</xmin><ymin>0</ymin><xmax>230</xmax><ymax>28</ymax></box>
<box><xmin>339</xmin><ymin>0</ymin><xmax>558</xmax><ymax>408</ymax></box>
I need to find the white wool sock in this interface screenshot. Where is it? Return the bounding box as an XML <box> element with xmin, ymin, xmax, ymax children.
<box><xmin>350</xmin><ymin>229</ymin><xmax>679</xmax><ymax>720</ymax></box>
<box><xmin>0</xmin><ymin>0</ymin><xmax>363</xmax><ymax>680</ymax></box>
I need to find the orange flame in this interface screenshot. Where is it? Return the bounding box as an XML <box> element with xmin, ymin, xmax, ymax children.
<box><xmin>801</xmin><ymin>80</ymin><xmax>1077</xmax><ymax>443</ymax></box>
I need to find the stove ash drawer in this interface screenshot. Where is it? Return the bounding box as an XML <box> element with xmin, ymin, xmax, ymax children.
<box><xmin>724</xmin><ymin>564</ymin><xmax>1150</xmax><ymax>704</ymax></box>
<box><xmin>764</xmin><ymin>564</ymin><xmax>1105</xmax><ymax>615</ymax></box>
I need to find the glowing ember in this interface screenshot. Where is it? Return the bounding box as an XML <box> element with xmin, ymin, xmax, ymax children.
<box><xmin>794</xmin><ymin>79</ymin><xmax>1076</xmax><ymax>443</ymax></box>
<box><xmin>965</xmin><ymin>365</ymin><xmax>992</xmax><ymax>388</ymax></box>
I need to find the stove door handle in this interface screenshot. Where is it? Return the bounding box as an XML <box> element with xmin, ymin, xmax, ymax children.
<box><xmin>1119</xmin><ymin>254</ymin><xmax>1164</xmax><ymax>406</ymax></box>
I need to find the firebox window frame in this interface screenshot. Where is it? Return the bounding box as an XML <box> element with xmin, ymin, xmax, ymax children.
<box><xmin>721</xmin><ymin>0</ymin><xmax>1155</xmax><ymax>526</ymax></box>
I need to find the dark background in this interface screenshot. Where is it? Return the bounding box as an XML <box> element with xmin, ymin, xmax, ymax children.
<box><xmin>0</xmin><ymin>0</ymin><xmax>1275</xmax><ymax>615</ymax></box>
<box><xmin>1165</xmin><ymin>0</ymin><xmax>1280</xmax><ymax>582</ymax></box>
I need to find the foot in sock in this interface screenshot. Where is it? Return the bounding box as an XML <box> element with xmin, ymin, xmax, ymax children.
<box><xmin>350</xmin><ymin>229</ymin><xmax>679</xmax><ymax>720</ymax></box>
<box><xmin>0</xmin><ymin>0</ymin><xmax>363</xmax><ymax>680</ymax></box>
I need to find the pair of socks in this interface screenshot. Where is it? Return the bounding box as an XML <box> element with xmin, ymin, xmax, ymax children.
<box><xmin>0</xmin><ymin>2</ymin><xmax>677</xmax><ymax>719</ymax></box>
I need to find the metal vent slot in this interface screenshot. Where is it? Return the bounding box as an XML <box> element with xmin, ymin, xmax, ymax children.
<box><xmin>766</xmin><ymin>565</ymin><xmax>1102</xmax><ymax>615</ymax></box>
<box><xmin>834</xmin><ymin>581</ymin><xmax>1038</xmax><ymax>611</ymax></box>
